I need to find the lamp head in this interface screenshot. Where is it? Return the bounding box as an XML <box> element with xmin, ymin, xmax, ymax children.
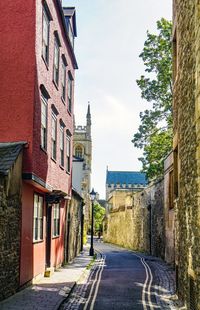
<box><xmin>90</xmin><ymin>188</ymin><xmax>96</xmax><ymax>201</ymax></box>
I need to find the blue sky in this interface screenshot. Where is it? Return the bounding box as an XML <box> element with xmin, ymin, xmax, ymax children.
<box><xmin>63</xmin><ymin>0</ymin><xmax>172</xmax><ymax>198</ymax></box>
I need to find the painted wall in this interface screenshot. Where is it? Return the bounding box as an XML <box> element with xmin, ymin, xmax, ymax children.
<box><xmin>50</xmin><ymin>200</ymin><xmax>66</xmax><ymax>268</ymax></box>
<box><xmin>20</xmin><ymin>182</ymin><xmax>46</xmax><ymax>285</ymax></box>
<box><xmin>21</xmin><ymin>181</ymin><xmax>67</xmax><ymax>286</ymax></box>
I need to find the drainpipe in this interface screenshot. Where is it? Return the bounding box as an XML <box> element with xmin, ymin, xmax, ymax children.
<box><xmin>148</xmin><ymin>204</ymin><xmax>152</xmax><ymax>255</ymax></box>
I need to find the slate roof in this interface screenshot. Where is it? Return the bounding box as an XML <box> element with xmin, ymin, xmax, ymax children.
<box><xmin>0</xmin><ymin>142</ymin><xmax>26</xmax><ymax>176</ymax></box>
<box><xmin>106</xmin><ymin>171</ymin><xmax>147</xmax><ymax>186</ymax></box>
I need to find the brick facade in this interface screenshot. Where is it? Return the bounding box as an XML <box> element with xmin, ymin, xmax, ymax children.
<box><xmin>0</xmin><ymin>0</ymin><xmax>78</xmax><ymax>292</ymax></box>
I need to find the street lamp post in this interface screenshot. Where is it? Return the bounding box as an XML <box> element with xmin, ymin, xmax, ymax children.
<box><xmin>89</xmin><ymin>188</ymin><xmax>96</xmax><ymax>256</ymax></box>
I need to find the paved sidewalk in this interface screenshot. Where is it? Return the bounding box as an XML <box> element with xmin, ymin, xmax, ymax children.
<box><xmin>0</xmin><ymin>245</ymin><xmax>93</xmax><ymax>310</ymax></box>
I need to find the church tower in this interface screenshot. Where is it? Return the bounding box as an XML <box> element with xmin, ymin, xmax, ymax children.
<box><xmin>73</xmin><ymin>104</ymin><xmax>92</xmax><ymax>230</ymax></box>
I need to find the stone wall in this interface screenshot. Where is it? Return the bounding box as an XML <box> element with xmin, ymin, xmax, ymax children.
<box><xmin>0</xmin><ymin>154</ymin><xmax>22</xmax><ymax>301</ymax></box>
<box><xmin>164</xmin><ymin>152</ymin><xmax>175</xmax><ymax>265</ymax></box>
<box><xmin>173</xmin><ymin>1</ymin><xmax>200</xmax><ymax>308</ymax></box>
<box><xmin>104</xmin><ymin>179</ymin><xmax>165</xmax><ymax>259</ymax></box>
<box><xmin>65</xmin><ymin>192</ymin><xmax>83</xmax><ymax>263</ymax></box>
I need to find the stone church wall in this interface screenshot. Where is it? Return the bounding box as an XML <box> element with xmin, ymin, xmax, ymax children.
<box><xmin>104</xmin><ymin>179</ymin><xmax>165</xmax><ymax>259</ymax></box>
<box><xmin>0</xmin><ymin>154</ymin><xmax>22</xmax><ymax>300</ymax></box>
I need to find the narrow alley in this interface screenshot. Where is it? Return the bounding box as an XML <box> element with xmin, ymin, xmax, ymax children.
<box><xmin>1</xmin><ymin>0</ymin><xmax>200</xmax><ymax>309</ymax></box>
<box><xmin>60</xmin><ymin>239</ymin><xmax>176</xmax><ymax>310</ymax></box>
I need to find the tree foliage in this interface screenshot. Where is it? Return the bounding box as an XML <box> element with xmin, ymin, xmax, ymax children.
<box><xmin>132</xmin><ymin>18</ymin><xmax>172</xmax><ymax>180</ymax></box>
<box><xmin>94</xmin><ymin>202</ymin><xmax>105</xmax><ymax>233</ymax></box>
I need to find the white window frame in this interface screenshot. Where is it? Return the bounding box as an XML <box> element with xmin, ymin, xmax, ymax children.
<box><xmin>33</xmin><ymin>194</ymin><xmax>43</xmax><ymax>242</ymax></box>
<box><xmin>67</xmin><ymin>73</ymin><xmax>73</xmax><ymax>113</ymax></box>
<box><xmin>53</xmin><ymin>204</ymin><xmax>60</xmax><ymax>237</ymax></box>
<box><xmin>53</xmin><ymin>38</ymin><xmax>60</xmax><ymax>86</ymax></box>
<box><xmin>60</xmin><ymin>125</ymin><xmax>64</xmax><ymax>167</ymax></box>
<box><xmin>51</xmin><ymin>112</ymin><xmax>57</xmax><ymax>160</ymax></box>
<box><xmin>61</xmin><ymin>61</ymin><xmax>66</xmax><ymax>101</ymax></box>
<box><xmin>42</xmin><ymin>6</ymin><xmax>50</xmax><ymax>64</ymax></box>
<box><xmin>41</xmin><ymin>95</ymin><xmax>48</xmax><ymax>150</ymax></box>
<box><xmin>66</xmin><ymin>134</ymin><xmax>71</xmax><ymax>173</ymax></box>
<box><xmin>75</xmin><ymin>145</ymin><xmax>83</xmax><ymax>158</ymax></box>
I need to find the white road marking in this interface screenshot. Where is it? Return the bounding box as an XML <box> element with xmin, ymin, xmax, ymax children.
<box><xmin>133</xmin><ymin>254</ymin><xmax>155</xmax><ymax>310</ymax></box>
<box><xmin>141</xmin><ymin>257</ymin><xmax>149</xmax><ymax>310</ymax></box>
<box><xmin>89</xmin><ymin>255</ymin><xmax>106</xmax><ymax>310</ymax></box>
<box><xmin>83</xmin><ymin>255</ymin><xmax>105</xmax><ymax>310</ymax></box>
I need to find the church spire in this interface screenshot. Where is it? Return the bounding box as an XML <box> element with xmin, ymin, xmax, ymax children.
<box><xmin>86</xmin><ymin>102</ymin><xmax>91</xmax><ymax>126</ymax></box>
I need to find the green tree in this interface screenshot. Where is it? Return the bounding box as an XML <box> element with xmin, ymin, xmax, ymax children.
<box><xmin>94</xmin><ymin>202</ymin><xmax>105</xmax><ymax>234</ymax></box>
<box><xmin>132</xmin><ymin>18</ymin><xmax>172</xmax><ymax>180</ymax></box>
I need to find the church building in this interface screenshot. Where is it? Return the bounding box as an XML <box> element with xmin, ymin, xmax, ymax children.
<box><xmin>73</xmin><ymin>105</ymin><xmax>92</xmax><ymax>231</ymax></box>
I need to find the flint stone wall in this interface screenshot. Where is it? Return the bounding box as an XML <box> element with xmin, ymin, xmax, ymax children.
<box><xmin>0</xmin><ymin>154</ymin><xmax>22</xmax><ymax>301</ymax></box>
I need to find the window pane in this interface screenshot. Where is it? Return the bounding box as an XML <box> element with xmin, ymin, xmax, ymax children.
<box><xmin>39</xmin><ymin>219</ymin><xmax>43</xmax><ymax>240</ymax></box>
<box><xmin>68</xmin><ymin>78</ymin><xmax>72</xmax><ymax>98</ymax></box>
<box><xmin>52</xmin><ymin>117</ymin><xmax>56</xmax><ymax>140</ymax></box>
<box><xmin>42</xmin><ymin>9</ymin><xmax>49</xmax><ymax>63</ymax></box>
<box><xmin>38</xmin><ymin>196</ymin><xmax>43</xmax><ymax>218</ymax></box>
<box><xmin>60</xmin><ymin>127</ymin><xmax>64</xmax><ymax>149</ymax></box>
<box><xmin>43</xmin><ymin>13</ymin><xmax>48</xmax><ymax>44</ymax></box>
<box><xmin>33</xmin><ymin>218</ymin><xmax>36</xmax><ymax>240</ymax></box>
<box><xmin>53</xmin><ymin>40</ymin><xmax>59</xmax><ymax>84</ymax></box>
<box><xmin>53</xmin><ymin>204</ymin><xmax>60</xmax><ymax>236</ymax></box>
<box><xmin>41</xmin><ymin>97</ymin><xmax>47</xmax><ymax>149</ymax></box>
<box><xmin>34</xmin><ymin>194</ymin><xmax>38</xmax><ymax>218</ymax></box>
<box><xmin>75</xmin><ymin>146</ymin><xmax>83</xmax><ymax>158</ymax></box>
<box><xmin>33</xmin><ymin>194</ymin><xmax>43</xmax><ymax>241</ymax></box>
<box><xmin>62</xmin><ymin>63</ymin><xmax>66</xmax><ymax>100</ymax></box>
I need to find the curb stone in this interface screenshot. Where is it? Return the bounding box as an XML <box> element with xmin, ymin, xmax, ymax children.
<box><xmin>58</xmin><ymin>253</ymin><xmax>97</xmax><ymax>309</ymax></box>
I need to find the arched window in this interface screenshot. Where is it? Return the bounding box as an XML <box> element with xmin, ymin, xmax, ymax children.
<box><xmin>75</xmin><ymin>145</ymin><xmax>83</xmax><ymax>158</ymax></box>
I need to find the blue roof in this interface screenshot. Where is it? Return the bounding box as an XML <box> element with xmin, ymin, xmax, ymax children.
<box><xmin>106</xmin><ymin>171</ymin><xmax>147</xmax><ymax>186</ymax></box>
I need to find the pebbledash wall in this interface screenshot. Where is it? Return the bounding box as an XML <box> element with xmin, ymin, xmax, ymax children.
<box><xmin>104</xmin><ymin>179</ymin><xmax>165</xmax><ymax>259</ymax></box>
<box><xmin>173</xmin><ymin>0</ymin><xmax>200</xmax><ymax>308</ymax></box>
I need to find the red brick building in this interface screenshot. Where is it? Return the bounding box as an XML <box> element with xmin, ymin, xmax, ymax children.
<box><xmin>0</xmin><ymin>0</ymin><xmax>78</xmax><ymax>287</ymax></box>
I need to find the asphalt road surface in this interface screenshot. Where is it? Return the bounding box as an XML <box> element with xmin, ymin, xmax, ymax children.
<box><xmin>61</xmin><ymin>239</ymin><xmax>175</xmax><ymax>310</ymax></box>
